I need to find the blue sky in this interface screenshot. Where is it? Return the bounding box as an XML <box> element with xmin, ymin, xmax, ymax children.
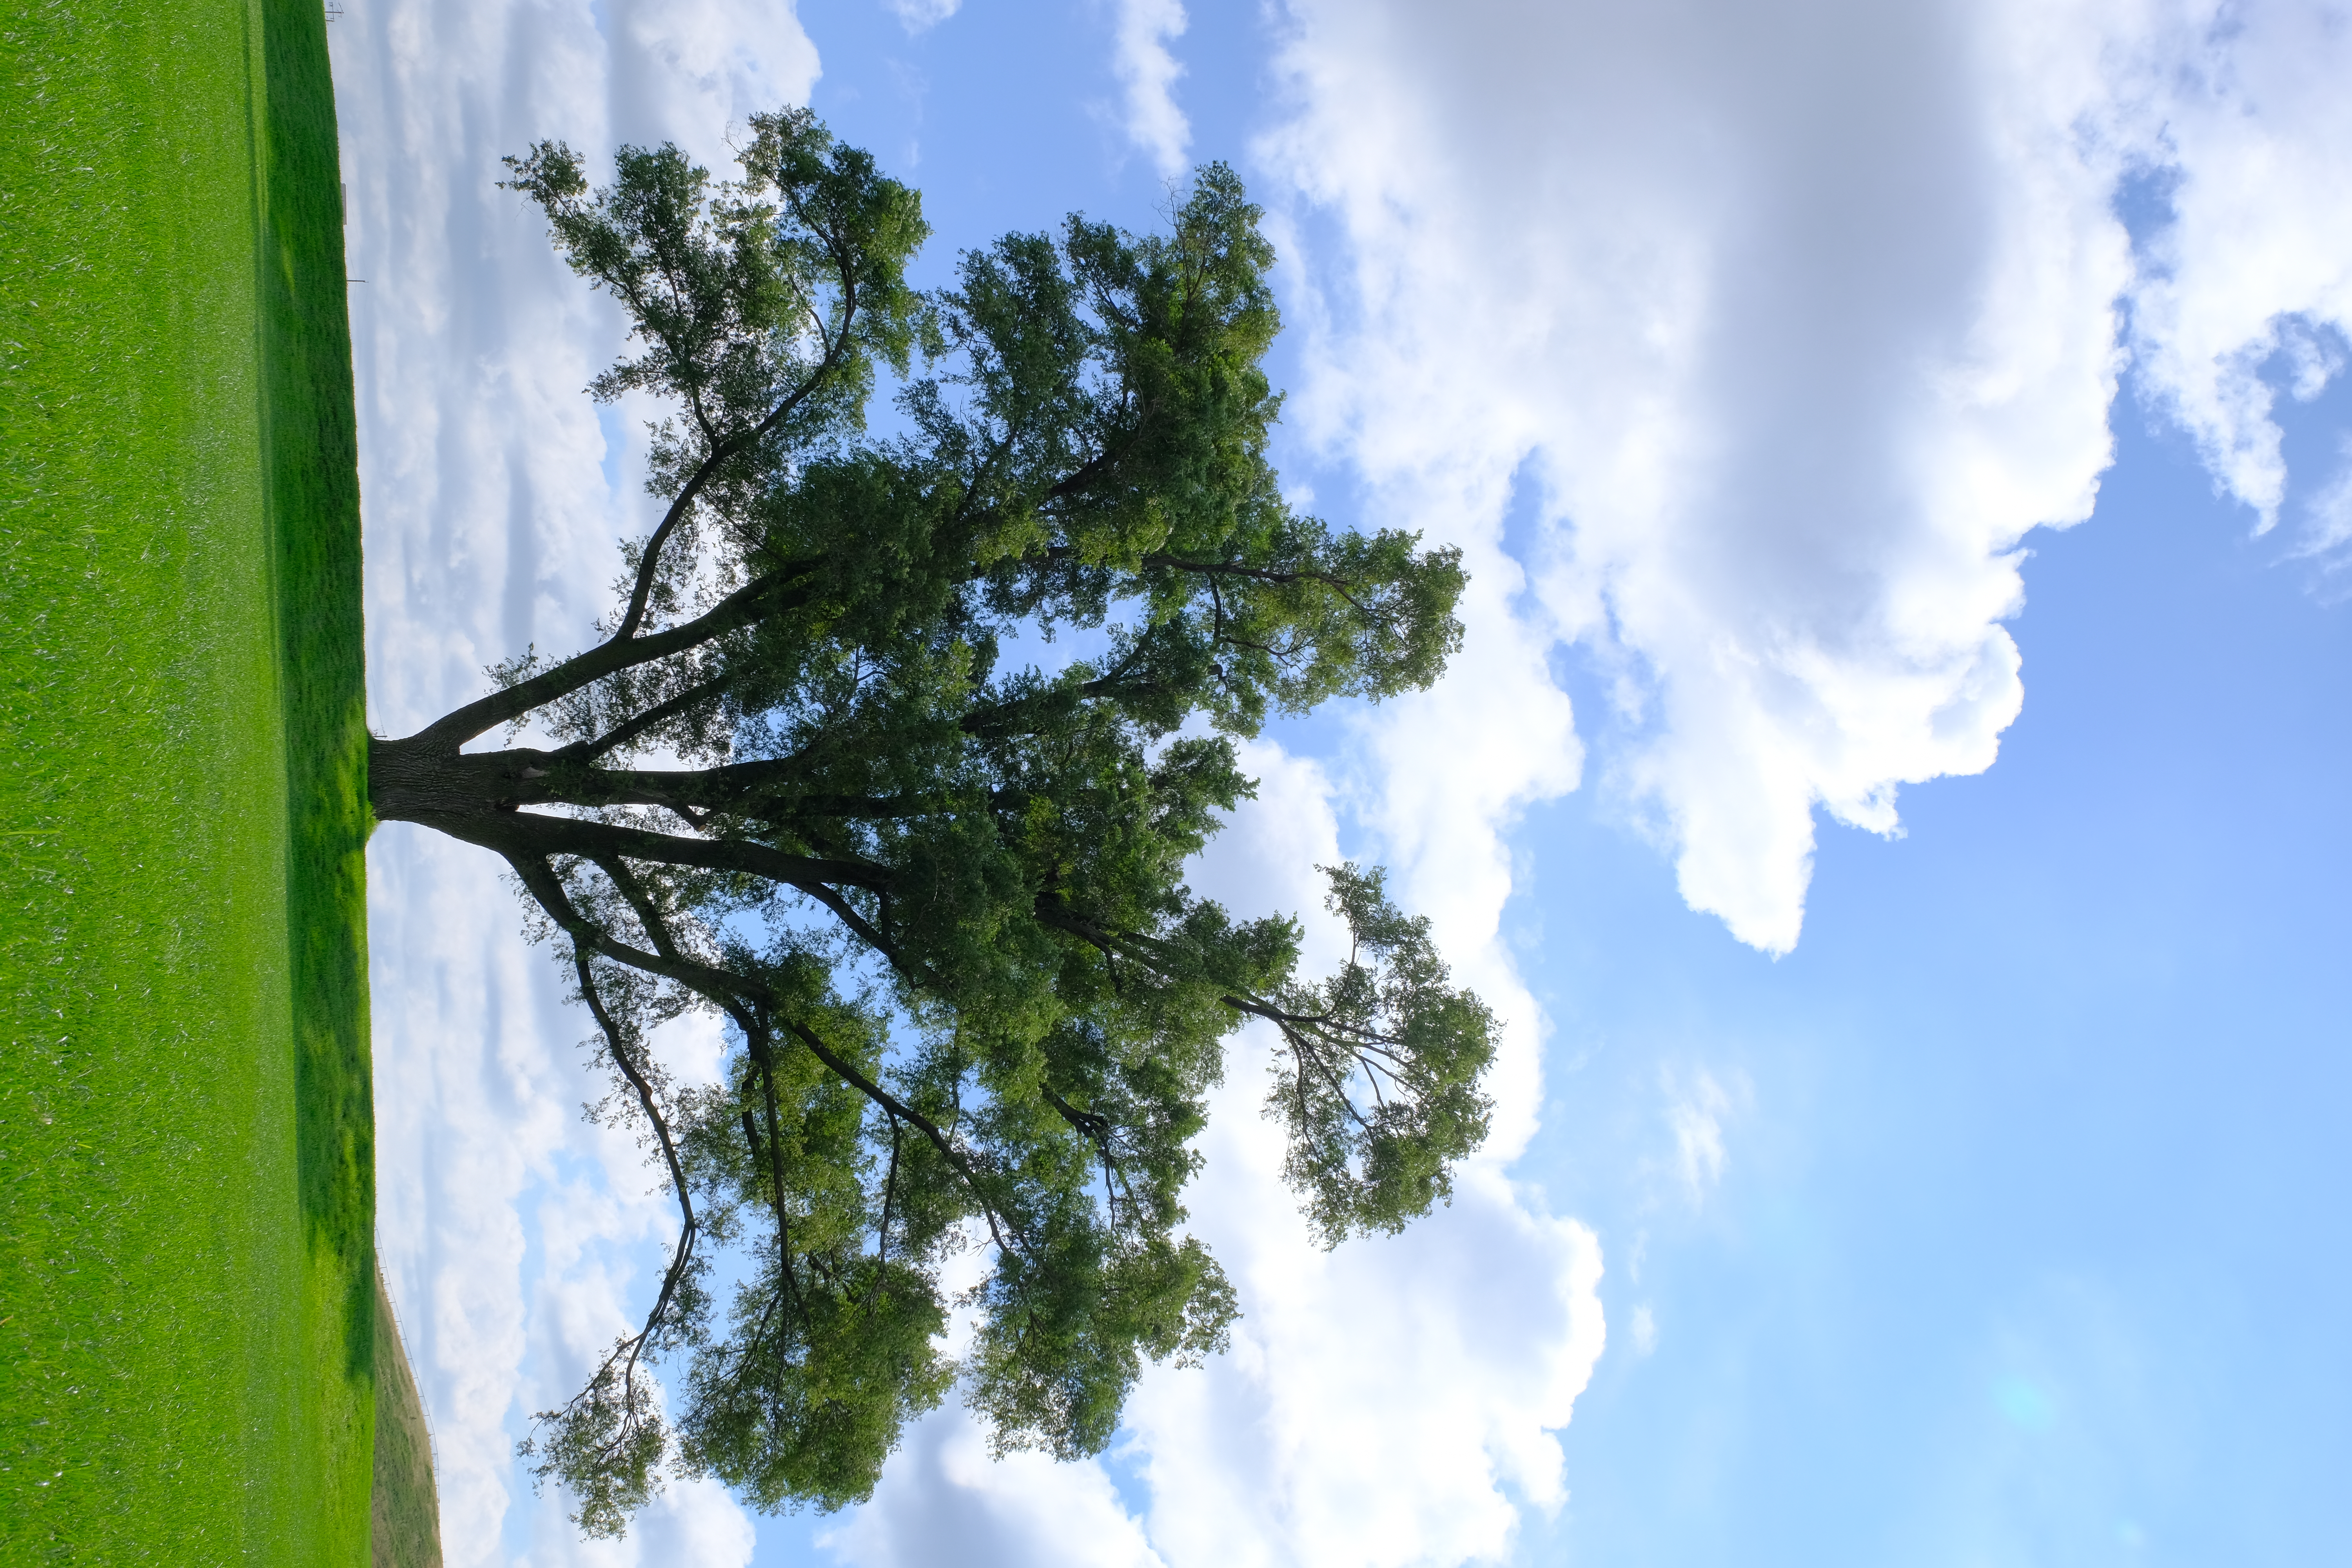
<box><xmin>333</xmin><ymin>2</ymin><xmax>2352</xmax><ymax>1563</ymax></box>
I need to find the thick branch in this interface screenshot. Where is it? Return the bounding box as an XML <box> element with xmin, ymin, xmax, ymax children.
<box><xmin>412</xmin><ymin>564</ymin><xmax>818</xmax><ymax>749</ymax></box>
<box><xmin>404</xmin><ymin>807</ymin><xmax>889</xmax><ymax>898</ymax></box>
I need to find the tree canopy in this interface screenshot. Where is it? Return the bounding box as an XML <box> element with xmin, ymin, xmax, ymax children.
<box><xmin>368</xmin><ymin>107</ymin><xmax>1495</xmax><ymax>1536</ymax></box>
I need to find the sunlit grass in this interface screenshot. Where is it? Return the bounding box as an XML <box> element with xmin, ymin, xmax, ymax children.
<box><xmin>0</xmin><ymin>2</ymin><xmax>374</xmax><ymax>1560</ymax></box>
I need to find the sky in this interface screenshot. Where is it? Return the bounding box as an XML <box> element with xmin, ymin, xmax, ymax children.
<box><xmin>330</xmin><ymin>1</ymin><xmax>2352</xmax><ymax>1563</ymax></box>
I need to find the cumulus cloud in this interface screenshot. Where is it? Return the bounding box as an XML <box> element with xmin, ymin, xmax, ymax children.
<box><xmin>821</xmin><ymin>1411</ymin><xmax>1168</xmax><ymax>1568</ymax></box>
<box><xmin>1112</xmin><ymin>1113</ymin><xmax>1604</xmax><ymax>1568</ymax></box>
<box><xmin>1109</xmin><ymin>0</ymin><xmax>1191</xmax><ymax>176</ymax></box>
<box><xmin>1250</xmin><ymin>0</ymin><xmax>2352</xmax><ymax>956</ymax></box>
<box><xmin>1254</xmin><ymin>0</ymin><xmax>2142</xmax><ymax>955</ymax></box>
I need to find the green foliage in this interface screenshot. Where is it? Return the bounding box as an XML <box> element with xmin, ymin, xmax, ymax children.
<box><xmin>379</xmin><ymin>109</ymin><xmax>1491</xmax><ymax>1536</ymax></box>
<box><xmin>1259</xmin><ymin>866</ymin><xmax>1498</xmax><ymax>1244</ymax></box>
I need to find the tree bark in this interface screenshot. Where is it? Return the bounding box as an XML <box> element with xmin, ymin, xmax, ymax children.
<box><xmin>369</xmin><ymin>733</ymin><xmax>894</xmax><ymax>898</ymax></box>
<box><xmin>369</xmin><ymin>732</ymin><xmax>551</xmax><ymax>826</ymax></box>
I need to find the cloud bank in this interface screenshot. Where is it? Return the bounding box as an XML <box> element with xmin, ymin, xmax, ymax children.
<box><xmin>1255</xmin><ymin>0</ymin><xmax>2351</xmax><ymax>956</ymax></box>
<box><xmin>332</xmin><ymin>0</ymin><xmax>815</xmax><ymax>1561</ymax></box>
<box><xmin>1255</xmin><ymin>0</ymin><xmax>2135</xmax><ymax>954</ymax></box>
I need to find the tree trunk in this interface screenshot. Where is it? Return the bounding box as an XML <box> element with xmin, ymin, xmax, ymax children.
<box><xmin>369</xmin><ymin>733</ymin><xmax>555</xmax><ymax>850</ymax></box>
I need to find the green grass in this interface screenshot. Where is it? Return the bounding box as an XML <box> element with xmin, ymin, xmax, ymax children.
<box><xmin>371</xmin><ymin>1267</ymin><xmax>442</xmax><ymax>1568</ymax></box>
<box><xmin>0</xmin><ymin>1</ymin><xmax>373</xmax><ymax>1561</ymax></box>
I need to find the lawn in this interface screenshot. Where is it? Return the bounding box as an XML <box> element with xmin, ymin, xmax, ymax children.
<box><xmin>0</xmin><ymin>0</ymin><xmax>376</xmax><ymax>1561</ymax></box>
<box><xmin>371</xmin><ymin>1269</ymin><xmax>441</xmax><ymax>1568</ymax></box>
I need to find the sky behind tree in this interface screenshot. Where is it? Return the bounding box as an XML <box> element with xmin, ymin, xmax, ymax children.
<box><xmin>333</xmin><ymin>2</ymin><xmax>2352</xmax><ymax>1563</ymax></box>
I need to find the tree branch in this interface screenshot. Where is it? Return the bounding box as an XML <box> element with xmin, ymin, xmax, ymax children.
<box><xmin>1033</xmin><ymin>546</ymin><xmax>1382</xmax><ymax>619</ymax></box>
<box><xmin>561</xmin><ymin>672</ymin><xmax>733</xmax><ymax>764</ymax></box>
<box><xmin>568</xmin><ymin>947</ymin><xmax>699</xmax><ymax>1434</ymax></box>
<box><xmin>777</xmin><ymin>1016</ymin><xmax>1024</xmax><ymax>1258</ymax></box>
<box><xmin>748</xmin><ymin>1031</ymin><xmax>809</xmax><ymax>1325</ymax></box>
<box><xmin>505</xmin><ymin>853</ymin><xmax>1020</xmax><ymax>1258</ymax></box>
<box><xmin>436</xmin><ymin>809</ymin><xmax>889</xmax><ymax>898</ymax></box>
<box><xmin>413</xmin><ymin>564</ymin><xmax>820</xmax><ymax>750</ymax></box>
<box><xmin>613</xmin><ymin>331</ymin><xmax>855</xmax><ymax>641</ymax></box>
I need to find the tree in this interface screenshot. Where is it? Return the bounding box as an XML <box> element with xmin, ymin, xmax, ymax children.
<box><xmin>369</xmin><ymin>108</ymin><xmax>1497</xmax><ymax>1536</ymax></box>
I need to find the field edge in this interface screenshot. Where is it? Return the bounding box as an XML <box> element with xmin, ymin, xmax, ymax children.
<box><xmin>257</xmin><ymin>0</ymin><xmax>378</xmax><ymax>1561</ymax></box>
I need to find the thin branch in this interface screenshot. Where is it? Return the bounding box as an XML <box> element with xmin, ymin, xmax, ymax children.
<box><xmin>1289</xmin><ymin>1030</ymin><xmax>1374</xmax><ymax>1132</ymax></box>
<box><xmin>749</xmin><ymin>1033</ymin><xmax>809</xmax><ymax>1323</ymax></box>
<box><xmin>612</xmin><ymin>271</ymin><xmax>864</xmax><ymax>641</ymax></box>
<box><xmin>875</xmin><ymin>1111</ymin><xmax>902</xmax><ymax>1270</ymax></box>
<box><xmin>1041</xmin><ymin>1086</ymin><xmax>1127</xmax><ymax>1229</ymax></box>
<box><xmin>777</xmin><ymin>1016</ymin><xmax>1024</xmax><ymax>1258</ymax></box>
<box><xmin>1034</xmin><ymin>546</ymin><xmax>1382</xmax><ymax>619</ymax></box>
<box><xmin>561</xmin><ymin>671</ymin><xmax>733</xmax><ymax>764</ymax></box>
<box><xmin>958</xmin><ymin>653</ymin><xmax>1163</xmax><ymax>735</ymax></box>
<box><xmin>570</xmin><ymin>946</ymin><xmax>699</xmax><ymax>1409</ymax></box>
<box><xmin>592</xmin><ymin>855</ymin><xmax>683</xmax><ymax>962</ymax></box>
<box><xmin>505</xmin><ymin>853</ymin><xmax>1019</xmax><ymax>1257</ymax></box>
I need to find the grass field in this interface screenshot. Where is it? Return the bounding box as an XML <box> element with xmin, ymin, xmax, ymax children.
<box><xmin>371</xmin><ymin>1267</ymin><xmax>442</xmax><ymax>1568</ymax></box>
<box><xmin>0</xmin><ymin>1</ymin><xmax>376</xmax><ymax>1561</ymax></box>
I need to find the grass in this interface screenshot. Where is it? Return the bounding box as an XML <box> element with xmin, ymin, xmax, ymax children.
<box><xmin>371</xmin><ymin>1267</ymin><xmax>441</xmax><ymax>1568</ymax></box>
<box><xmin>0</xmin><ymin>0</ymin><xmax>375</xmax><ymax>1561</ymax></box>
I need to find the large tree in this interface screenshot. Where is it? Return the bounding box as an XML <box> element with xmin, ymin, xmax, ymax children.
<box><xmin>371</xmin><ymin>109</ymin><xmax>1495</xmax><ymax>1535</ymax></box>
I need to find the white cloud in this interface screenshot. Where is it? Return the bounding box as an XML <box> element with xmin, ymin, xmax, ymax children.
<box><xmin>2293</xmin><ymin>436</ymin><xmax>2352</xmax><ymax>591</ymax></box>
<box><xmin>882</xmin><ymin>0</ymin><xmax>962</xmax><ymax>36</ymax></box>
<box><xmin>1252</xmin><ymin>0</ymin><xmax>2352</xmax><ymax>957</ymax></box>
<box><xmin>1629</xmin><ymin>1305</ymin><xmax>1659</xmax><ymax>1358</ymax></box>
<box><xmin>820</xmin><ymin>1411</ymin><xmax>1168</xmax><ymax>1568</ymax></box>
<box><xmin>2122</xmin><ymin>0</ymin><xmax>2352</xmax><ymax>532</ymax></box>
<box><xmin>1109</xmin><ymin>0</ymin><xmax>1191</xmax><ymax>177</ymax></box>
<box><xmin>1254</xmin><ymin>0</ymin><xmax>2139</xmax><ymax>955</ymax></box>
<box><xmin>1661</xmin><ymin>1067</ymin><xmax>1733</xmax><ymax>1207</ymax></box>
<box><xmin>1116</xmin><ymin>1109</ymin><xmax>1605</xmax><ymax>1568</ymax></box>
